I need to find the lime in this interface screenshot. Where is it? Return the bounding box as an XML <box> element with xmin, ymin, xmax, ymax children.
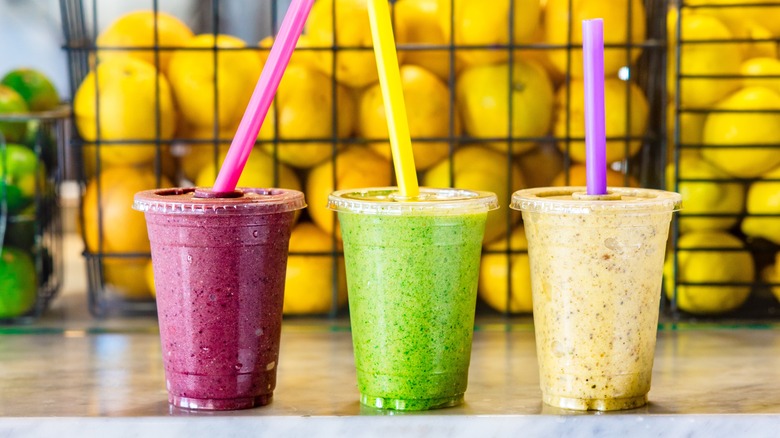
<box><xmin>1</xmin><ymin>69</ymin><xmax>59</xmax><ymax>112</ymax></box>
<box><xmin>0</xmin><ymin>246</ymin><xmax>37</xmax><ymax>318</ymax></box>
<box><xmin>0</xmin><ymin>143</ymin><xmax>44</xmax><ymax>214</ymax></box>
<box><xmin>0</xmin><ymin>85</ymin><xmax>29</xmax><ymax>143</ymax></box>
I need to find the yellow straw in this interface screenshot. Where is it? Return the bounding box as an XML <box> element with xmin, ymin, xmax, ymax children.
<box><xmin>367</xmin><ymin>0</ymin><xmax>419</xmax><ymax>199</ymax></box>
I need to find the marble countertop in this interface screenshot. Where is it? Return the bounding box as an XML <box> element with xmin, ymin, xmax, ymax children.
<box><xmin>2</xmin><ymin>235</ymin><xmax>780</xmax><ymax>437</ymax></box>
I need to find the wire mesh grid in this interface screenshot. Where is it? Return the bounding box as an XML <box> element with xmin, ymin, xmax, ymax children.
<box><xmin>0</xmin><ymin>107</ymin><xmax>67</xmax><ymax>323</ymax></box>
<box><xmin>60</xmin><ymin>0</ymin><xmax>672</xmax><ymax>318</ymax></box>
<box><xmin>669</xmin><ymin>0</ymin><xmax>780</xmax><ymax>320</ymax></box>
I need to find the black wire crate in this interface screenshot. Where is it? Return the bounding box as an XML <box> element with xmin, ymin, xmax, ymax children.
<box><xmin>60</xmin><ymin>0</ymin><xmax>669</xmax><ymax>318</ymax></box>
<box><xmin>0</xmin><ymin>107</ymin><xmax>66</xmax><ymax>324</ymax></box>
<box><xmin>668</xmin><ymin>0</ymin><xmax>780</xmax><ymax>319</ymax></box>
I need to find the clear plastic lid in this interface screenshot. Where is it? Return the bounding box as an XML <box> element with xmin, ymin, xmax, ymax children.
<box><xmin>133</xmin><ymin>187</ymin><xmax>306</xmax><ymax>215</ymax></box>
<box><xmin>327</xmin><ymin>187</ymin><xmax>499</xmax><ymax>216</ymax></box>
<box><xmin>510</xmin><ymin>186</ymin><xmax>682</xmax><ymax>215</ymax></box>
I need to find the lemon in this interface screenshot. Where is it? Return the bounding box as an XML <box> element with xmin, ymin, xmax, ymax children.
<box><xmin>741</xmin><ymin>165</ymin><xmax>780</xmax><ymax>244</ymax></box>
<box><xmin>73</xmin><ymin>57</ymin><xmax>177</xmax><ymax>167</ymax></box>
<box><xmin>258</xmin><ymin>64</ymin><xmax>354</xmax><ymax>168</ymax></box>
<box><xmin>194</xmin><ymin>147</ymin><xmax>302</xmax><ymax>193</ymax></box>
<box><xmin>258</xmin><ymin>34</ymin><xmax>317</xmax><ymax>68</ymax></box>
<box><xmin>168</xmin><ymin>34</ymin><xmax>261</xmax><ymax>129</ymax></box>
<box><xmin>437</xmin><ymin>0</ymin><xmax>540</xmax><ymax>67</ymax></box>
<box><xmin>82</xmin><ymin>166</ymin><xmax>172</xmax><ymax>254</ymax></box>
<box><xmin>307</xmin><ymin>146</ymin><xmax>392</xmax><ymax>236</ymax></box>
<box><xmin>306</xmin><ymin>0</ymin><xmax>407</xmax><ymax>88</ymax></box>
<box><xmin>457</xmin><ymin>60</ymin><xmax>554</xmax><ymax>154</ymax></box>
<box><xmin>360</xmin><ymin>65</ymin><xmax>453</xmax><ymax>171</ymax></box>
<box><xmin>96</xmin><ymin>10</ymin><xmax>194</xmax><ymax>74</ymax></box>
<box><xmin>664</xmin><ymin>231</ymin><xmax>754</xmax><ymax>314</ymax></box>
<box><xmin>83</xmin><ymin>166</ymin><xmax>171</xmax><ymax>300</ymax></box>
<box><xmin>666</xmin><ymin>153</ymin><xmax>745</xmax><ymax>233</ymax></box>
<box><xmin>545</xmin><ymin>0</ymin><xmax>645</xmax><ymax>78</ymax></box>
<box><xmin>424</xmin><ymin>145</ymin><xmax>524</xmax><ymax>245</ymax></box>
<box><xmin>701</xmin><ymin>86</ymin><xmax>780</xmax><ymax>178</ymax></box>
<box><xmin>741</xmin><ymin>57</ymin><xmax>780</xmax><ymax>95</ymax></box>
<box><xmin>396</xmin><ymin>0</ymin><xmax>457</xmax><ymax>81</ymax></box>
<box><xmin>478</xmin><ymin>226</ymin><xmax>532</xmax><ymax>313</ymax></box>
<box><xmin>284</xmin><ymin>222</ymin><xmax>347</xmax><ymax>315</ymax></box>
<box><xmin>667</xmin><ymin>9</ymin><xmax>742</xmax><ymax>108</ymax></box>
<box><xmin>554</xmin><ymin>78</ymin><xmax>649</xmax><ymax>164</ymax></box>
<box><xmin>552</xmin><ymin>163</ymin><xmax>638</xmax><ymax>188</ymax></box>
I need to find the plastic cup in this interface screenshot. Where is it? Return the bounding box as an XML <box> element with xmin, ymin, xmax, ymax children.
<box><xmin>133</xmin><ymin>187</ymin><xmax>305</xmax><ymax>410</ymax></box>
<box><xmin>511</xmin><ymin>186</ymin><xmax>681</xmax><ymax>411</ymax></box>
<box><xmin>328</xmin><ymin>187</ymin><xmax>498</xmax><ymax>411</ymax></box>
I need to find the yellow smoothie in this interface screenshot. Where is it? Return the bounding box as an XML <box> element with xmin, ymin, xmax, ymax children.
<box><xmin>512</xmin><ymin>187</ymin><xmax>681</xmax><ymax>411</ymax></box>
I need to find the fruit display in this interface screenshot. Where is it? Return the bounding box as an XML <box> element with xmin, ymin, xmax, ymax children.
<box><xmin>457</xmin><ymin>60</ymin><xmax>554</xmax><ymax>155</ymax></box>
<box><xmin>63</xmin><ymin>0</ymin><xmax>778</xmax><ymax>318</ymax></box>
<box><xmin>0</xmin><ymin>67</ymin><xmax>63</xmax><ymax>321</ymax></box>
<box><xmin>667</xmin><ymin>1</ymin><xmax>780</xmax><ymax>316</ymax></box>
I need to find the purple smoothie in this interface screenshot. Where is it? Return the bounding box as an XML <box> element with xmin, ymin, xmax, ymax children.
<box><xmin>133</xmin><ymin>187</ymin><xmax>305</xmax><ymax>410</ymax></box>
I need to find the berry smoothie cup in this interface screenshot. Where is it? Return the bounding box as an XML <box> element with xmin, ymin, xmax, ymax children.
<box><xmin>133</xmin><ymin>187</ymin><xmax>305</xmax><ymax>410</ymax></box>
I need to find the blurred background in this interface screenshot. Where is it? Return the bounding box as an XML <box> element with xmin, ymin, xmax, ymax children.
<box><xmin>0</xmin><ymin>0</ymin><xmax>778</xmax><ymax>323</ymax></box>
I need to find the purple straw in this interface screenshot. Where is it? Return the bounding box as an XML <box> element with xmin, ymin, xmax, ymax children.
<box><xmin>582</xmin><ymin>19</ymin><xmax>607</xmax><ymax>196</ymax></box>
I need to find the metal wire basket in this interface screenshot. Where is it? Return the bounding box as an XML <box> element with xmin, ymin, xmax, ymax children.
<box><xmin>60</xmin><ymin>0</ymin><xmax>671</xmax><ymax>318</ymax></box>
<box><xmin>668</xmin><ymin>0</ymin><xmax>780</xmax><ymax>320</ymax></box>
<box><xmin>0</xmin><ymin>107</ymin><xmax>66</xmax><ymax>323</ymax></box>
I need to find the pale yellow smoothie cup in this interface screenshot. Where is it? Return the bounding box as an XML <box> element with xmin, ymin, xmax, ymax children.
<box><xmin>511</xmin><ymin>186</ymin><xmax>681</xmax><ymax>411</ymax></box>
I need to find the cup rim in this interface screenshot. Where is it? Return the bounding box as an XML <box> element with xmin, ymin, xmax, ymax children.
<box><xmin>133</xmin><ymin>187</ymin><xmax>307</xmax><ymax>215</ymax></box>
<box><xmin>327</xmin><ymin>186</ymin><xmax>499</xmax><ymax>216</ymax></box>
<box><xmin>510</xmin><ymin>186</ymin><xmax>682</xmax><ymax>215</ymax></box>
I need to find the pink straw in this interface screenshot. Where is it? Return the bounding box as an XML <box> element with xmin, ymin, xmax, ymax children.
<box><xmin>582</xmin><ymin>19</ymin><xmax>607</xmax><ymax>196</ymax></box>
<box><xmin>212</xmin><ymin>0</ymin><xmax>315</xmax><ymax>193</ymax></box>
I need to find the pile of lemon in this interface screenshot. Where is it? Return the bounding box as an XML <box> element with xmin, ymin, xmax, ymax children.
<box><xmin>78</xmin><ymin>0</ymin><xmax>778</xmax><ymax>316</ymax></box>
<box><xmin>666</xmin><ymin>2</ymin><xmax>780</xmax><ymax>315</ymax></box>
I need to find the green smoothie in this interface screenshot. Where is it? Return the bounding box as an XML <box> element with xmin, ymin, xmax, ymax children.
<box><xmin>330</xmin><ymin>187</ymin><xmax>497</xmax><ymax>411</ymax></box>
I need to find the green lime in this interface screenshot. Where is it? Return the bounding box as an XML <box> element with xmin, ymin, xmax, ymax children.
<box><xmin>0</xmin><ymin>143</ymin><xmax>44</xmax><ymax>214</ymax></box>
<box><xmin>1</xmin><ymin>68</ymin><xmax>59</xmax><ymax>112</ymax></box>
<box><xmin>0</xmin><ymin>85</ymin><xmax>28</xmax><ymax>143</ymax></box>
<box><xmin>0</xmin><ymin>246</ymin><xmax>37</xmax><ymax>318</ymax></box>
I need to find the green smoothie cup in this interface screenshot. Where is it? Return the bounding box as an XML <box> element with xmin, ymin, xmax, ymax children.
<box><xmin>328</xmin><ymin>187</ymin><xmax>498</xmax><ymax>411</ymax></box>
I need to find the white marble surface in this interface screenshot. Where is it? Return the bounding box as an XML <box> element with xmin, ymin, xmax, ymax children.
<box><xmin>3</xmin><ymin>323</ymin><xmax>780</xmax><ymax>437</ymax></box>
<box><xmin>2</xmin><ymin>234</ymin><xmax>780</xmax><ymax>436</ymax></box>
